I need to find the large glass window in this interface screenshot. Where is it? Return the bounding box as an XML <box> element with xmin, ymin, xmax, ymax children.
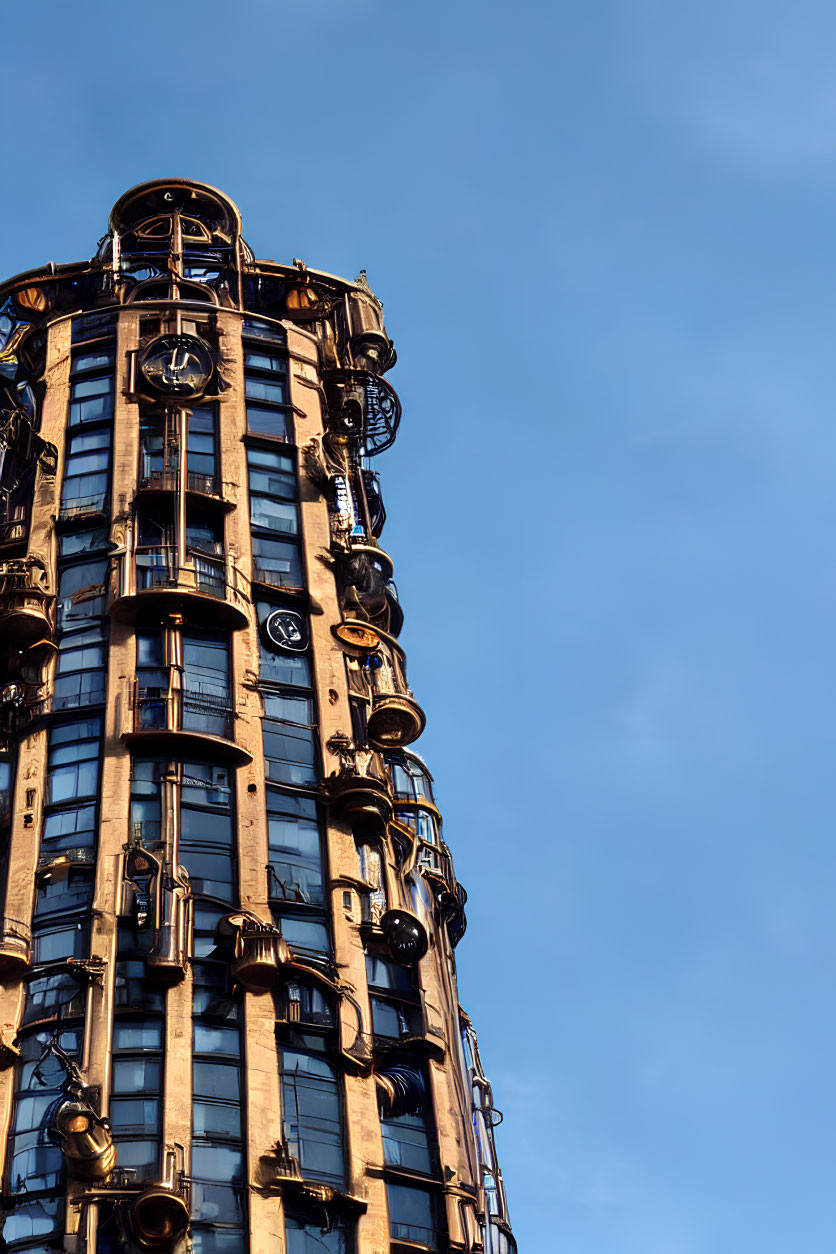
<box><xmin>53</xmin><ymin>622</ymin><xmax>107</xmax><ymax>709</ymax></box>
<box><xmin>110</xmin><ymin>1016</ymin><xmax>163</xmax><ymax>1182</ymax></box>
<box><xmin>278</xmin><ymin>1047</ymin><xmax>345</xmax><ymax>1187</ymax></box>
<box><xmin>6</xmin><ymin>1028</ymin><xmax>82</xmax><ymax>1200</ymax></box>
<box><xmin>183</xmin><ymin>631</ymin><xmax>231</xmax><ymax>738</ymax></box>
<box><xmin>68</xmin><ymin>346</ymin><xmax>115</xmax><ymax>427</ymax></box>
<box><xmin>60</xmin><ymin>428</ymin><xmax>110</xmax><ymax>512</ymax></box>
<box><xmin>243</xmin><ymin>323</ymin><xmax>291</xmax><ymax>439</ymax></box>
<box><xmin>56</xmin><ymin>556</ymin><xmax>109</xmax><ymax>630</ymax></box>
<box><xmin>382</xmin><ymin>1106</ymin><xmax>433</xmax><ymax>1174</ymax></box>
<box><xmin>251</xmin><ymin>533</ymin><xmax>303</xmax><ymax>589</ymax></box>
<box><xmin>285</xmin><ymin>1208</ymin><xmax>351</xmax><ymax>1253</ymax></box>
<box><xmin>46</xmin><ymin>718</ymin><xmax>101</xmax><ymax>805</ymax></box>
<box><xmin>267</xmin><ymin>791</ymin><xmax>323</xmax><ymax>906</ymax></box>
<box><xmin>192</xmin><ymin>951</ymin><xmax>245</xmax><ymax>1249</ymax></box>
<box><xmin>188</xmin><ymin>404</ymin><xmax>218</xmax><ymax>488</ymax></box>
<box><xmin>248</xmin><ymin>446</ymin><xmax>298</xmax><ymax>535</ymax></box>
<box><xmin>386</xmin><ymin>1182</ymin><xmax>439</xmax><ymax>1248</ymax></box>
<box><xmin>386</xmin><ymin>753</ymin><xmax>435</xmax><ymax>804</ymax></box>
<box><xmin>262</xmin><ymin>694</ymin><xmax>317</xmax><ymax>788</ymax></box>
<box><xmin>180</xmin><ymin>761</ymin><xmax>235</xmax><ymax>902</ymax></box>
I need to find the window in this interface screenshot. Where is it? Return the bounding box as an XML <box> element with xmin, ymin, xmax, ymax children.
<box><xmin>251</xmin><ymin>533</ymin><xmax>303</xmax><ymax>589</ymax></box>
<box><xmin>46</xmin><ymin>718</ymin><xmax>101</xmax><ymax>804</ymax></box>
<box><xmin>33</xmin><ymin>869</ymin><xmax>93</xmax><ymax>922</ymax></box>
<box><xmin>386</xmin><ymin>1182</ymin><xmax>438</xmax><ymax>1248</ymax></box>
<box><xmin>180</xmin><ymin>760</ymin><xmax>236</xmax><ymax>902</ymax></box>
<box><xmin>382</xmin><ymin>1105</ymin><xmax>433</xmax><ymax>1174</ymax></box>
<box><xmin>387</xmin><ymin>754</ymin><xmax>435</xmax><ymax>804</ymax></box>
<box><xmin>54</xmin><ymin>623</ymin><xmax>107</xmax><ymax>709</ymax></box>
<box><xmin>68</xmin><ymin>347</ymin><xmax>115</xmax><ymax>427</ymax></box>
<box><xmin>366</xmin><ymin>956</ymin><xmax>421</xmax><ymax>1041</ymax></box>
<box><xmin>188</xmin><ymin>404</ymin><xmax>218</xmax><ymax>486</ymax></box>
<box><xmin>285</xmin><ymin>1208</ymin><xmax>351</xmax><ymax>1254</ymax></box>
<box><xmin>248</xmin><ymin>446</ymin><xmax>298</xmax><ymax>535</ymax></box>
<box><xmin>61</xmin><ymin>428</ymin><xmax>110</xmax><ymax>513</ymax></box>
<box><xmin>182</xmin><ymin>631</ymin><xmax>231</xmax><ymax>738</ymax></box>
<box><xmin>278</xmin><ymin>1048</ymin><xmax>345</xmax><ymax>1187</ymax></box>
<box><xmin>243</xmin><ymin>323</ymin><xmax>291</xmax><ymax>439</ymax></box>
<box><xmin>192</xmin><ymin>959</ymin><xmax>246</xmax><ymax>1249</ymax></box>
<box><xmin>7</xmin><ymin>1028</ymin><xmax>83</xmax><ymax>1199</ymax></box>
<box><xmin>267</xmin><ymin>791</ymin><xmax>323</xmax><ymax>906</ymax></box>
<box><xmin>111</xmin><ymin>1016</ymin><xmax>163</xmax><ymax>1181</ymax></box>
<box><xmin>56</xmin><ymin>557</ymin><xmax>108</xmax><ymax>629</ymax></box>
<box><xmin>262</xmin><ymin>694</ymin><xmax>317</xmax><ymax>788</ymax></box>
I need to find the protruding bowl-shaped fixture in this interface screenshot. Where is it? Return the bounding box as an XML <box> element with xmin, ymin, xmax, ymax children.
<box><xmin>381</xmin><ymin>909</ymin><xmax>428</xmax><ymax>966</ymax></box>
<box><xmin>130</xmin><ymin>1186</ymin><xmax>191</xmax><ymax>1251</ymax></box>
<box><xmin>367</xmin><ymin>694</ymin><xmax>426</xmax><ymax>750</ymax></box>
<box><xmin>217</xmin><ymin>912</ymin><xmax>291</xmax><ymax>993</ymax></box>
<box><xmin>52</xmin><ymin>1101</ymin><xmax>116</xmax><ymax>1180</ymax></box>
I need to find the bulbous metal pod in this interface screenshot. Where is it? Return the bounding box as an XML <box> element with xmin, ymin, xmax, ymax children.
<box><xmin>218</xmin><ymin>912</ymin><xmax>291</xmax><ymax>993</ymax></box>
<box><xmin>367</xmin><ymin>694</ymin><xmax>425</xmax><ymax>750</ymax></box>
<box><xmin>52</xmin><ymin>1100</ymin><xmax>116</xmax><ymax>1181</ymax></box>
<box><xmin>380</xmin><ymin>909</ymin><xmax>429</xmax><ymax>965</ymax></box>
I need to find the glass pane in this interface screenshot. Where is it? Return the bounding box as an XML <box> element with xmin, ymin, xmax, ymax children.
<box><xmin>113</xmin><ymin>1020</ymin><xmax>163</xmax><ymax>1051</ymax></box>
<box><xmin>193</xmin><ymin>1062</ymin><xmax>240</xmax><ymax>1102</ymax></box>
<box><xmin>192</xmin><ymin>1100</ymin><xmax>242</xmax><ymax>1139</ymax></box>
<box><xmin>247</xmin><ymin>404</ymin><xmax>288</xmax><ymax>439</ymax></box>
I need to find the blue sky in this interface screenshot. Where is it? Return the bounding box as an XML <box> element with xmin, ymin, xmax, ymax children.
<box><xmin>4</xmin><ymin>1</ymin><xmax>836</xmax><ymax>1249</ymax></box>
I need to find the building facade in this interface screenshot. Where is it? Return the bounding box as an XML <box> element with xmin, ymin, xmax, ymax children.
<box><xmin>0</xmin><ymin>179</ymin><xmax>515</xmax><ymax>1254</ymax></box>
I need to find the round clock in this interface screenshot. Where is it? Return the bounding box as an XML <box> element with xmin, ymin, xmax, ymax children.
<box><xmin>139</xmin><ymin>333</ymin><xmax>214</xmax><ymax>399</ymax></box>
<box><xmin>263</xmin><ymin>608</ymin><xmax>308</xmax><ymax>653</ymax></box>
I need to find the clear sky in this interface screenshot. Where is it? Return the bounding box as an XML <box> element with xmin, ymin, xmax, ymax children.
<box><xmin>4</xmin><ymin>1</ymin><xmax>836</xmax><ymax>1249</ymax></box>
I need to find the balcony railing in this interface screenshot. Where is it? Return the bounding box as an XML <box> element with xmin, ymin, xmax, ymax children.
<box><xmin>138</xmin><ymin>468</ymin><xmax>222</xmax><ymax>499</ymax></box>
<box><xmin>131</xmin><ymin>681</ymin><xmax>234</xmax><ymax>741</ymax></box>
<box><xmin>58</xmin><ymin>491</ymin><xmax>108</xmax><ymax>521</ymax></box>
<box><xmin>0</xmin><ymin>916</ymin><xmax>31</xmax><ymax>973</ymax></box>
<box><xmin>112</xmin><ymin>545</ymin><xmax>249</xmax><ymax>629</ymax></box>
<box><xmin>135</xmin><ymin>545</ymin><xmax>224</xmax><ymax>597</ymax></box>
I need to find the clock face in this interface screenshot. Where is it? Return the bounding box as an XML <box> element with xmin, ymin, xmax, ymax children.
<box><xmin>139</xmin><ymin>333</ymin><xmax>213</xmax><ymax>399</ymax></box>
<box><xmin>263</xmin><ymin>608</ymin><xmax>307</xmax><ymax>653</ymax></box>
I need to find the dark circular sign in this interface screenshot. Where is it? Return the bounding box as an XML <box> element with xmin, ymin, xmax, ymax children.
<box><xmin>263</xmin><ymin>608</ymin><xmax>307</xmax><ymax>653</ymax></box>
<box><xmin>139</xmin><ymin>333</ymin><xmax>213</xmax><ymax>399</ymax></box>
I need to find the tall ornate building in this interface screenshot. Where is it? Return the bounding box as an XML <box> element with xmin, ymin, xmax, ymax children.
<box><xmin>0</xmin><ymin>179</ymin><xmax>515</xmax><ymax>1254</ymax></box>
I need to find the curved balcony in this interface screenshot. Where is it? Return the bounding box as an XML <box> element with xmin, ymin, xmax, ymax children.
<box><xmin>323</xmin><ymin>369</ymin><xmax>401</xmax><ymax>454</ymax></box>
<box><xmin>136</xmin><ymin>467</ymin><xmax>234</xmax><ymax>511</ymax></box>
<box><xmin>325</xmin><ymin>741</ymin><xmax>393</xmax><ymax>825</ymax></box>
<box><xmin>0</xmin><ymin>560</ymin><xmax>54</xmax><ymax>651</ymax></box>
<box><xmin>0</xmin><ymin>916</ymin><xmax>31</xmax><ymax>976</ymax></box>
<box><xmin>341</xmin><ymin>620</ymin><xmax>425</xmax><ymax>750</ymax></box>
<box><xmin>121</xmin><ymin>680</ymin><xmax>252</xmax><ymax>766</ymax></box>
<box><xmin>111</xmin><ymin>544</ymin><xmax>249</xmax><ymax>629</ymax></box>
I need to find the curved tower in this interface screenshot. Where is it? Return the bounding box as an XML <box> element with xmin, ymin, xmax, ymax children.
<box><xmin>0</xmin><ymin>179</ymin><xmax>515</xmax><ymax>1254</ymax></box>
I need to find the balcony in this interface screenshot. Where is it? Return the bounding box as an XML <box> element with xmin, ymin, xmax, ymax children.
<box><xmin>0</xmin><ymin>916</ymin><xmax>31</xmax><ymax>976</ymax></box>
<box><xmin>325</xmin><ymin>738</ymin><xmax>393</xmax><ymax>824</ymax></box>
<box><xmin>137</xmin><ymin>467</ymin><xmax>232</xmax><ymax>509</ymax></box>
<box><xmin>111</xmin><ymin>544</ymin><xmax>249</xmax><ymax>629</ymax></box>
<box><xmin>122</xmin><ymin>680</ymin><xmax>252</xmax><ymax>765</ymax></box>
<box><xmin>0</xmin><ymin>559</ymin><xmax>54</xmax><ymax>650</ymax></box>
<box><xmin>423</xmin><ymin>846</ymin><xmax>468</xmax><ymax>948</ymax></box>
<box><xmin>342</xmin><ymin>620</ymin><xmax>425</xmax><ymax>750</ymax></box>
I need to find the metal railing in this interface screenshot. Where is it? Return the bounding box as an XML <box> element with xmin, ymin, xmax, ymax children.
<box><xmin>138</xmin><ymin>468</ymin><xmax>221</xmax><ymax>498</ymax></box>
<box><xmin>135</xmin><ymin>545</ymin><xmax>225</xmax><ymax>598</ymax></box>
<box><xmin>132</xmin><ymin>680</ymin><xmax>234</xmax><ymax>741</ymax></box>
<box><xmin>0</xmin><ymin>916</ymin><xmax>31</xmax><ymax>964</ymax></box>
<box><xmin>58</xmin><ymin>492</ymin><xmax>108</xmax><ymax>521</ymax></box>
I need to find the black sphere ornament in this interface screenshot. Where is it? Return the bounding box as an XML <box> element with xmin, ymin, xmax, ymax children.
<box><xmin>381</xmin><ymin>909</ymin><xmax>428</xmax><ymax>965</ymax></box>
